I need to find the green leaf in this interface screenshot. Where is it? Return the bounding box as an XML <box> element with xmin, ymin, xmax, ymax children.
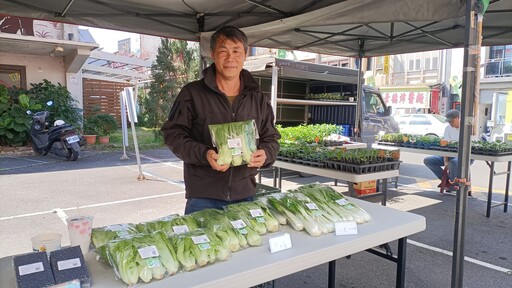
<box><xmin>18</xmin><ymin>94</ymin><xmax>30</xmax><ymax>109</ymax></box>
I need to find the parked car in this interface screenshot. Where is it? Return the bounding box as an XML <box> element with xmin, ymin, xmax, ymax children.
<box><xmin>394</xmin><ymin>114</ymin><xmax>448</xmax><ymax>138</ymax></box>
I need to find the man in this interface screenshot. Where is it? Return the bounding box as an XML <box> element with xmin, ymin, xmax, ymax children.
<box><xmin>161</xmin><ymin>26</ymin><xmax>280</xmax><ymax>214</ymax></box>
<box><xmin>423</xmin><ymin>109</ymin><xmax>471</xmax><ymax>193</ymax></box>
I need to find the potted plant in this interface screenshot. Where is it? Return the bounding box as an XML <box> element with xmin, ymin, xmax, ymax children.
<box><xmin>87</xmin><ymin>114</ymin><xmax>118</xmax><ymax>144</ymax></box>
<box><xmin>82</xmin><ymin>119</ymin><xmax>98</xmax><ymax>145</ymax></box>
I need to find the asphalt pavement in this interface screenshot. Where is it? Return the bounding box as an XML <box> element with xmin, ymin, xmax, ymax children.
<box><xmin>0</xmin><ymin>148</ymin><xmax>511</xmax><ymax>287</ymax></box>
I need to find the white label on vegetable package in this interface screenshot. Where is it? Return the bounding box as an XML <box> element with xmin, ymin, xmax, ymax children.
<box><xmin>230</xmin><ymin>219</ymin><xmax>247</xmax><ymax>229</ymax></box>
<box><xmin>192</xmin><ymin>235</ymin><xmax>210</xmax><ymax>244</ymax></box>
<box><xmin>18</xmin><ymin>262</ymin><xmax>44</xmax><ymax>276</ymax></box>
<box><xmin>269</xmin><ymin>233</ymin><xmax>292</xmax><ymax>254</ymax></box>
<box><xmin>172</xmin><ymin>225</ymin><xmax>189</xmax><ymax>234</ymax></box>
<box><xmin>57</xmin><ymin>258</ymin><xmax>82</xmax><ymax>271</ymax></box>
<box><xmin>227</xmin><ymin>138</ymin><xmax>242</xmax><ymax>148</ymax></box>
<box><xmin>138</xmin><ymin>245</ymin><xmax>159</xmax><ymax>259</ymax></box>
<box><xmin>336</xmin><ymin>199</ymin><xmax>349</xmax><ymax>205</ymax></box>
<box><xmin>305</xmin><ymin>203</ymin><xmax>319</xmax><ymax>210</ymax></box>
<box><xmin>249</xmin><ymin>209</ymin><xmax>264</xmax><ymax>217</ymax></box>
<box><xmin>335</xmin><ymin>221</ymin><xmax>358</xmax><ymax>236</ymax></box>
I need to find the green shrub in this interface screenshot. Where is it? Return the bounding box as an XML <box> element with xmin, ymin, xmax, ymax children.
<box><xmin>87</xmin><ymin>114</ymin><xmax>118</xmax><ymax>136</ymax></box>
<box><xmin>0</xmin><ymin>85</ymin><xmax>42</xmax><ymax>146</ymax></box>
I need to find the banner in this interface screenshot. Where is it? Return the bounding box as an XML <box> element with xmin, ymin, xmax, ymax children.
<box><xmin>381</xmin><ymin>91</ymin><xmax>431</xmax><ymax>109</ymax></box>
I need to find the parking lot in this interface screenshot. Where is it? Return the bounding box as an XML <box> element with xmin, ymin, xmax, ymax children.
<box><xmin>0</xmin><ymin>148</ymin><xmax>511</xmax><ymax>287</ymax></box>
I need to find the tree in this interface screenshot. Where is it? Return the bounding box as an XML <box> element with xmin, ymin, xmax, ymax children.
<box><xmin>141</xmin><ymin>39</ymin><xmax>199</xmax><ymax>136</ymax></box>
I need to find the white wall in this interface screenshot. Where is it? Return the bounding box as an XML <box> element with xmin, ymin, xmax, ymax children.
<box><xmin>3</xmin><ymin>53</ymin><xmax>66</xmax><ymax>87</ymax></box>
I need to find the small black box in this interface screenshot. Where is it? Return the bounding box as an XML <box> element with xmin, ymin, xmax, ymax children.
<box><xmin>49</xmin><ymin>246</ymin><xmax>91</xmax><ymax>286</ymax></box>
<box><xmin>12</xmin><ymin>251</ymin><xmax>55</xmax><ymax>288</ymax></box>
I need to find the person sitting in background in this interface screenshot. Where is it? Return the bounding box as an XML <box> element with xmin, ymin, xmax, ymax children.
<box><xmin>423</xmin><ymin>109</ymin><xmax>472</xmax><ymax>195</ymax></box>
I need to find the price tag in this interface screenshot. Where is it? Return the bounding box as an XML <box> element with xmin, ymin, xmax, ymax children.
<box><xmin>18</xmin><ymin>262</ymin><xmax>44</xmax><ymax>276</ymax></box>
<box><xmin>57</xmin><ymin>258</ymin><xmax>82</xmax><ymax>271</ymax></box>
<box><xmin>335</xmin><ymin>221</ymin><xmax>358</xmax><ymax>236</ymax></box>
<box><xmin>192</xmin><ymin>235</ymin><xmax>210</xmax><ymax>244</ymax></box>
<box><xmin>269</xmin><ymin>233</ymin><xmax>292</xmax><ymax>253</ymax></box>
<box><xmin>230</xmin><ymin>219</ymin><xmax>247</xmax><ymax>229</ymax></box>
<box><xmin>336</xmin><ymin>199</ymin><xmax>349</xmax><ymax>205</ymax></box>
<box><xmin>228</xmin><ymin>138</ymin><xmax>242</xmax><ymax>148</ymax></box>
<box><xmin>249</xmin><ymin>209</ymin><xmax>264</xmax><ymax>217</ymax></box>
<box><xmin>305</xmin><ymin>203</ymin><xmax>319</xmax><ymax>210</ymax></box>
<box><xmin>138</xmin><ymin>245</ymin><xmax>159</xmax><ymax>259</ymax></box>
<box><xmin>172</xmin><ymin>225</ymin><xmax>189</xmax><ymax>234</ymax></box>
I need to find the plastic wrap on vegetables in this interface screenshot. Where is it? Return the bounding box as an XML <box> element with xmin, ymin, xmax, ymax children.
<box><xmin>222</xmin><ymin>211</ymin><xmax>262</xmax><ymax>246</ymax></box>
<box><xmin>266</xmin><ymin>193</ymin><xmax>336</xmax><ymax>236</ymax></box>
<box><xmin>226</xmin><ymin>201</ymin><xmax>280</xmax><ymax>233</ymax></box>
<box><xmin>208</xmin><ymin>120</ymin><xmax>258</xmax><ymax>166</ymax></box>
<box><xmin>170</xmin><ymin>229</ymin><xmax>230</xmax><ymax>272</ymax></box>
<box><xmin>91</xmin><ymin>223</ymin><xmax>139</xmax><ymax>265</ymax></box>
<box><xmin>295</xmin><ymin>183</ymin><xmax>372</xmax><ymax>224</ymax></box>
<box><xmin>190</xmin><ymin>209</ymin><xmax>249</xmax><ymax>250</ymax></box>
<box><xmin>106</xmin><ymin>232</ymin><xmax>179</xmax><ymax>285</ymax></box>
<box><xmin>135</xmin><ymin>214</ymin><xmax>180</xmax><ymax>234</ymax></box>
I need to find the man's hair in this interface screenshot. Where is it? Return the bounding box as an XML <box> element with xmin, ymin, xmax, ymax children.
<box><xmin>210</xmin><ymin>26</ymin><xmax>248</xmax><ymax>54</ymax></box>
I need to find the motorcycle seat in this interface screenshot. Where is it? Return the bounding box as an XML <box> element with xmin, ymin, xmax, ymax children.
<box><xmin>48</xmin><ymin>124</ymin><xmax>73</xmax><ymax>134</ymax></box>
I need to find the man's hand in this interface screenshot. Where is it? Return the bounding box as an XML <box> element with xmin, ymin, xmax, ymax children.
<box><xmin>247</xmin><ymin>149</ymin><xmax>266</xmax><ymax>168</ymax></box>
<box><xmin>207</xmin><ymin>149</ymin><xmax>230</xmax><ymax>172</ymax></box>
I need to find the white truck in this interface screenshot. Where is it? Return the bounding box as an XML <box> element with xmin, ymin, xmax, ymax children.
<box><xmin>244</xmin><ymin>57</ymin><xmax>399</xmax><ymax>143</ymax></box>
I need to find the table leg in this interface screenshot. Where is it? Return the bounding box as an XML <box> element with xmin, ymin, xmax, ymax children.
<box><xmin>487</xmin><ymin>162</ymin><xmax>495</xmax><ymax>218</ymax></box>
<box><xmin>349</xmin><ymin>182</ymin><xmax>355</xmax><ymax>198</ymax></box>
<box><xmin>505</xmin><ymin>161</ymin><xmax>511</xmax><ymax>213</ymax></box>
<box><xmin>381</xmin><ymin>178</ymin><xmax>388</xmax><ymax>206</ymax></box>
<box><xmin>328</xmin><ymin>260</ymin><xmax>336</xmax><ymax>288</ymax></box>
<box><xmin>396</xmin><ymin>237</ymin><xmax>406</xmax><ymax>288</ymax></box>
<box><xmin>273</xmin><ymin>167</ymin><xmax>277</xmax><ymax>188</ymax></box>
<box><xmin>277</xmin><ymin>167</ymin><xmax>282</xmax><ymax>190</ymax></box>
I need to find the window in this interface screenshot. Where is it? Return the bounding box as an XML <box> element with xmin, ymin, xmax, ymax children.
<box><xmin>408</xmin><ymin>53</ymin><xmax>421</xmax><ymax>71</ymax></box>
<box><xmin>423</xmin><ymin>51</ymin><xmax>439</xmax><ymax>70</ymax></box>
<box><xmin>376</xmin><ymin>56</ymin><xmax>383</xmax><ymax>69</ymax></box>
<box><xmin>0</xmin><ymin>65</ymin><xmax>26</xmax><ymax>89</ymax></box>
<box><xmin>364</xmin><ymin>91</ymin><xmax>385</xmax><ymax>114</ymax></box>
<box><xmin>410</xmin><ymin>115</ymin><xmax>431</xmax><ymax>125</ymax></box>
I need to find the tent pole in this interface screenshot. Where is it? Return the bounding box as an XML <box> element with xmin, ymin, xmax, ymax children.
<box><xmin>354</xmin><ymin>40</ymin><xmax>365</xmax><ymax>142</ymax></box>
<box><xmin>197</xmin><ymin>13</ymin><xmax>207</xmax><ymax>71</ymax></box>
<box><xmin>271</xmin><ymin>63</ymin><xmax>278</xmax><ymax>124</ymax></box>
<box><xmin>451</xmin><ymin>0</ymin><xmax>478</xmax><ymax>287</ymax></box>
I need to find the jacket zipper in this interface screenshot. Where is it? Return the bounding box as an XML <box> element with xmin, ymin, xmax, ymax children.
<box><xmin>226</xmin><ymin>97</ymin><xmax>237</xmax><ymax>202</ymax></box>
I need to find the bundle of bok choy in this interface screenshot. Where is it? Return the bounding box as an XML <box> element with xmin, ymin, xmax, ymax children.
<box><xmin>295</xmin><ymin>183</ymin><xmax>372</xmax><ymax>223</ymax></box>
<box><xmin>208</xmin><ymin>120</ymin><xmax>258</xmax><ymax>166</ymax></box>
<box><xmin>106</xmin><ymin>231</ymin><xmax>179</xmax><ymax>285</ymax></box>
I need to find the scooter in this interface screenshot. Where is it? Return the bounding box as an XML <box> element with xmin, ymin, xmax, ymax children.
<box><xmin>29</xmin><ymin>104</ymin><xmax>85</xmax><ymax>161</ymax></box>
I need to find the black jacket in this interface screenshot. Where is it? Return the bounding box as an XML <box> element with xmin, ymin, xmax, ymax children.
<box><xmin>161</xmin><ymin>64</ymin><xmax>280</xmax><ymax>201</ymax></box>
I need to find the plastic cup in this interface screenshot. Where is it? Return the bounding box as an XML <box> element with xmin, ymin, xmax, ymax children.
<box><xmin>31</xmin><ymin>232</ymin><xmax>62</xmax><ymax>254</ymax></box>
<box><xmin>66</xmin><ymin>215</ymin><xmax>93</xmax><ymax>255</ymax></box>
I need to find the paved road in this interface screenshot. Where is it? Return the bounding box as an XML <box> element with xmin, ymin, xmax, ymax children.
<box><xmin>0</xmin><ymin>148</ymin><xmax>511</xmax><ymax>287</ymax></box>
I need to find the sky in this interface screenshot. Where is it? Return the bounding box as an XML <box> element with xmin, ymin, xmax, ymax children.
<box><xmin>80</xmin><ymin>26</ymin><xmax>140</xmax><ymax>53</ymax></box>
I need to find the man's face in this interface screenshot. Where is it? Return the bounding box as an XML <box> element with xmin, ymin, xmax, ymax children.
<box><xmin>449</xmin><ymin>117</ymin><xmax>460</xmax><ymax>128</ymax></box>
<box><xmin>211</xmin><ymin>36</ymin><xmax>247</xmax><ymax>81</ymax></box>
